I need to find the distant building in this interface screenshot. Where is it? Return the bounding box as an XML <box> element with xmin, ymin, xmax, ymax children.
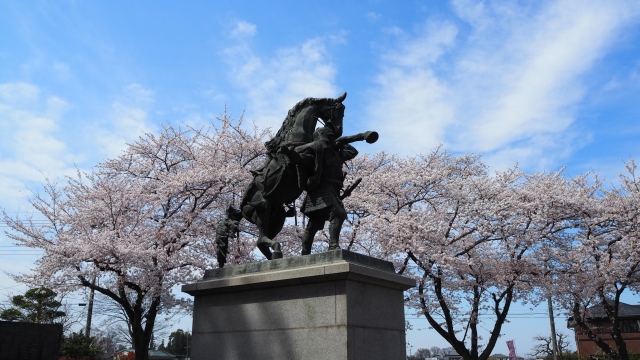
<box><xmin>113</xmin><ymin>349</ymin><xmax>177</xmax><ymax>360</ymax></box>
<box><xmin>489</xmin><ymin>353</ymin><xmax>524</xmax><ymax>360</ymax></box>
<box><xmin>436</xmin><ymin>347</ymin><xmax>527</xmax><ymax>360</ymax></box>
<box><xmin>442</xmin><ymin>347</ymin><xmax>463</xmax><ymax>360</ymax></box>
<box><xmin>489</xmin><ymin>353</ymin><xmax>509</xmax><ymax>360</ymax></box>
<box><xmin>567</xmin><ymin>301</ymin><xmax>640</xmax><ymax>356</ymax></box>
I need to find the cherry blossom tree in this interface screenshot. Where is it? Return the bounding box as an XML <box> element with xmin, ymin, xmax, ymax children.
<box><xmin>6</xmin><ymin>105</ymin><xmax>640</xmax><ymax>360</ymax></box>
<box><xmin>349</xmin><ymin>147</ymin><xmax>577</xmax><ymax>360</ymax></box>
<box><xmin>548</xmin><ymin>161</ymin><xmax>640</xmax><ymax>360</ymax></box>
<box><xmin>2</xmin><ymin>115</ymin><xmax>267</xmax><ymax>360</ymax></box>
<box><xmin>276</xmin><ymin>142</ymin><xmax>640</xmax><ymax>360</ymax></box>
<box><xmin>275</xmin><ymin>147</ymin><xmax>549</xmax><ymax>359</ymax></box>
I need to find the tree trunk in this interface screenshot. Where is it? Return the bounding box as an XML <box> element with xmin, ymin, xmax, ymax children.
<box><xmin>131</xmin><ymin>296</ymin><xmax>160</xmax><ymax>360</ymax></box>
<box><xmin>416</xmin><ymin>271</ymin><xmax>515</xmax><ymax>360</ymax></box>
<box><xmin>572</xmin><ymin>300</ymin><xmax>620</xmax><ymax>360</ymax></box>
<box><xmin>132</xmin><ymin>313</ymin><xmax>150</xmax><ymax>360</ymax></box>
<box><xmin>600</xmin><ymin>294</ymin><xmax>629</xmax><ymax>360</ymax></box>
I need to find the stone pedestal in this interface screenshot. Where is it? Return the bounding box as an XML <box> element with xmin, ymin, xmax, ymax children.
<box><xmin>182</xmin><ymin>249</ymin><xmax>415</xmax><ymax>360</ymax></box>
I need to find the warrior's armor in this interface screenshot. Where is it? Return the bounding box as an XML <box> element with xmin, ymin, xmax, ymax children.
<box><xmin>300</xmin><ymin>126</ymin><xmax>358</xmax><ymax>254</ymax></box>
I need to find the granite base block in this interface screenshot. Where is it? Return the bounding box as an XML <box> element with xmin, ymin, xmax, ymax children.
<box><xmin>182</xmin><ymin>249</ymin><xmax>415</xmax><ymax>360</ymax></box>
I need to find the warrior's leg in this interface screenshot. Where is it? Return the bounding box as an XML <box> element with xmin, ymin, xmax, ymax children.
<box><xmin>328</xmin><ymin>205</ymin><xmax>347</xmax><ymax>251</ymax></box>
<box><xmin>301</xmin><ymin>216</ymin><xmax>325</xmax><ymax>255</ymax></box>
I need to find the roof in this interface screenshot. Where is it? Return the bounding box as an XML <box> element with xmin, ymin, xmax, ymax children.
<box><xmin>490</xmin><ymin>354</ymin><xmax>509</xmax><ymax>358</ymax></box>
<box><xmin>586</xmin><ymin>302</ymin><xmax>640</xmax><ymax>319</ymax></box>
<box><xmin>443</xmin><ymin>348</ymin><xmax>462</xmax><ymax>356</ymax></box>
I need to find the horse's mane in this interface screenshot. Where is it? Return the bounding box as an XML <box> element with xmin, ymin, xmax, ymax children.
<box><xmin>264</xmin><ymin>96</ymin><xmax>336</xmax><ymax>154</ymax></box>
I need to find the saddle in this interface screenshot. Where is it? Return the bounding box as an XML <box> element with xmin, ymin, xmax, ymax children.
<box><xmin>253</xmin><ymin>155</ymin><xmax>289</xmax><ymax>198</ymax></box>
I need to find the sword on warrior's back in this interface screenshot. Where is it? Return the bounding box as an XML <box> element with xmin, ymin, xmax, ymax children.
<box><xmin>334</xmin><ymin>131</ymin><xmax>377</xmax><ymax>200</ymax></box>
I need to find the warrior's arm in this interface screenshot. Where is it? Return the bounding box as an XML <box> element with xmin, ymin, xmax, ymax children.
<box><xmin>334</xmin><ymin>131</ymin><xmax>378</xmax><ymax>148</ymax></box>
<box><xmin>296</xmin><ymin>151</ymin><xmax>316</xmax><ymax>168</ymax></box>
<box><xmin>278</xmin><ymin>144</ymin><xmax>315</xmax><ymax>167</ymax></box>
<box><xmin>291</xmin><ymin>142</ymin><xmax>320</xmax><ymax>168</ymax></box>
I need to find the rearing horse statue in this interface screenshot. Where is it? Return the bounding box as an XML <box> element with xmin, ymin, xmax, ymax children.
<box><xmin>237</xmin><ymin>93</ymin><xmax>347</xmax><ymax>260</ymax></box>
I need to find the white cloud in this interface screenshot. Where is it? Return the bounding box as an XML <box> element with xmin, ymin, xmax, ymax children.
<box><xmin>0</xmin><ymin>83</ymin><xmax>76</xmax><ymax>209</ymax></box>
<box><xmin>52</xmin><ymin>62</ymin><xmax>70</xmax><ymax>77</ymax></box>
<box><xmin>366</xmin><ymin>0</ymin><xmax>640</xmax><ymax>170</ymax></box>
<box><xmin>463</xmin><ymin>0</ymin><xmax>633</xmax><ymax>151</ymax></box>
<box><xmin>123</xmin><ymin>83</ymin><xmax>154</xmax><ymax>105</ymax></box>
<box><xmin>367</xmin><ymin>21</ymin><xmax>458</xmax><ymax>155</ymax></box>
<box><xmin>223</xmin><ymin>31</ymin><xmax>339</xmax><ymax>130</ymax></box>
<box><xmin>231</xmin><ymin>21</ymin><xmax>257</xmax><ymax>38</ymax></box>
<box><xmin>382</xmin><ymin>26</ymin><xmax>404</xmax><ymax>36</ymax></box>
<box><xmin>366</xmin><ymin>12</ymin><xmax>381</xmax><ymax>22</ymax></box>
<box><xmin>95</xmin><ymin>83</ymin><xmax>155</xmax><ymax>158</ymax></box>
<box><xmin>0</xmin><ymin>82</ymin><xmax>40</xmax><ymax>104</ymax></box>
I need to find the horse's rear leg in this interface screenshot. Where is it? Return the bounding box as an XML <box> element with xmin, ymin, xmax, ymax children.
<box><xmin>255</xmin><ymin>206</ymin><xmax>283</xmax><ymax>260</ymax></box>
<box><xmin>257</xmin><ymin>237</ymin><xmax>282</xmax><ymax>260</ymax></box>
<box><xmin>257</xmin><ymin>242</ymin><xmax>273</xmax><ymax>260</ymax></box>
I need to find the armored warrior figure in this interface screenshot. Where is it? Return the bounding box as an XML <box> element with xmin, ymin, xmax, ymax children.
<box><xmin>299</xmin><ymin>126</ymin><xmax>358</xmax><ymax>255</ymax></box>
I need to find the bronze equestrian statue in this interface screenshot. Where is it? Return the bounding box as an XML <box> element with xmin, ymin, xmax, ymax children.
<box><xmin>216</xmin><ymin>92</ymin><xmax>378</xmax><ymax>265</ymax></box>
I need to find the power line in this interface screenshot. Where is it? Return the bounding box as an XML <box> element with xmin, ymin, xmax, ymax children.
<box><xmin>0</xmin><ymin>254</ymin><xmax>44</xmax><ymax>256</ymax></box>
<box><xmin>0</xmin><ymin>249</ymin><xmax>43</xmax><ymax>251</ymax></box>
<box><xmin>0</xmin><ymin>284</ymin><xmax>27</xmax><ymax>291</ymax></box>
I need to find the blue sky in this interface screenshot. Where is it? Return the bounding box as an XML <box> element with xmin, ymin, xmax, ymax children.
<box><xmin>2</xmin><ymin>0</ymin><xmax>640</xmax><ymax>354</ymax></box>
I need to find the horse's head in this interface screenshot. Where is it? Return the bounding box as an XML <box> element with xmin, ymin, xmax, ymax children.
<box><xmin>266</xmin><ymin>92</ymin><xmax>348</xmax><ymax>153</ymax></box>
<box><xmin>318</xmin><ymin>92</ymin><xmax>346</xmax><ymax>137</ymax></box>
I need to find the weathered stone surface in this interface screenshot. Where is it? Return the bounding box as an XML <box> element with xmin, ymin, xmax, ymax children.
<box><xmin>191</xmin><ymin>282</ymin><xmax>339</xmax><ymax>333</ymax></box>
<box><xmin>182</xmin><ymin>250</ymin><xmax>414</xmax><ymax>360</ymax></box>
<box><xmin>191</xmin><ymin>327</ymin><xmax>350</xmax><ymax>360</ymax></box>
<box><xmin>0</xmin><ymin>321</ymin><xmax>63</xmax><ymax>360</ymax></box>
<box><xmin>202</xmin><ymin>249</ymin><xmax>395</xmax><ymax>279</ymax></box>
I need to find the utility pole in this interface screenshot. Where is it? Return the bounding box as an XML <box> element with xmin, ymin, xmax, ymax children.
<box><xmin>85</xmin><ymin>277</ymin><xmax>96</xmax><ymax>338</ymax></box>
<box><xmin>547</xmin><ymin>296</ymin><xmax>558</xmax><ymax>360</ymax></box>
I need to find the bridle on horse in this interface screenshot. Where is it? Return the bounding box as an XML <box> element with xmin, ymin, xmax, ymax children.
<box><xmin>315</xmin><ymin>104</ymin><xmax>343</xmax><ymax>133</ymax></box>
